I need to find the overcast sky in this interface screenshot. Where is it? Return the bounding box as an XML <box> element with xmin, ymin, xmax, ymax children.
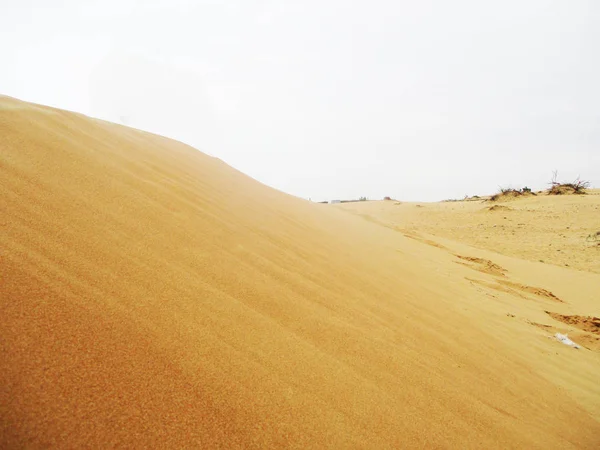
<box><xmin>2</xmin><ymin>0</ymin><xmax>598</xmax><ymax>201</ymax></box>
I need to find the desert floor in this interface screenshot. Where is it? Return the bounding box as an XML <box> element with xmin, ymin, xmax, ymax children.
<box><xmin>2</xmin><ymin>95</ymin><xmax>599</xmax><ymax>449</ymax></box>
<box><xmin>337</xmin><ymin>192</ymin><xmax>600</xmax><ymax>274</ymax></box>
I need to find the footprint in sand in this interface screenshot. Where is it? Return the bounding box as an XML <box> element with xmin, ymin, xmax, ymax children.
<box><xmin>456</xmin><ymin>255</ymin><xmax>564</xmax><ymax>302</ymax></box>
<box><xmin>402</xmin><ymin>233</ymin><xmax>448</xmax><ymax>250</ymax></box>
<box><xmin>545</xmin><ymin>312</ymin><xmax>600</xmax><ymax>334</ymax></box>
<box><xmin>465</xmin><ymin>277</ymin><xmax>564</xmax><ymax>303</ymax></box>
<box><xmin>465</xmin><ymin>277</ymin><xmax>529</xmax><ymax>300</ymax></box>
<box><xmin>496</xmin><ymin>280</ymin><xmax>563</xmax><ymax>302</ymax></box>
<box><xmin>455</xmin><ymin>255</ymin><xmax>507</xmax><ymax>277</ymax></box>
<box><xmin>529</xmin><ymin>313</ymin><xmax>600</xmax><ymax>351</ymax></box>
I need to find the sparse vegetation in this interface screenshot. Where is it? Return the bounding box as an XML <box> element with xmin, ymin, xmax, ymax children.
<box><xmin>548</xmin><ymin>171</ymin><xmax>590</xmax><ymax>195</ymax></box>
<box><xmin>489</xmin><ymin>186</ymin><xmax>535</xmax><ymax>202</ymax></box>
<box><xmin>441</xmin><ymin>195</ymin><xmax>481</xmax><ymax>202</ymax></box>
<box><xmin>359</xmin><ymin>196</ymin><xmax>367</xmax><ymax>201</ymax></box>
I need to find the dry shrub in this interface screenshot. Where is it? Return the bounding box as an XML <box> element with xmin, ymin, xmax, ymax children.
<box><xmin>548</xmin><ymin>171</ymin><xmax>590</xmax><ymax>195</ymax></box>
<box><xmin>489</xmin><ymin>187</ymin><xmax>535</xmax><ymax>202</ymax></box>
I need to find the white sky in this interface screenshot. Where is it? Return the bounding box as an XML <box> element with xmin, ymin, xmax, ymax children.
<box><xmin>1</xmin><ymin>0</ymin><xmax>598</xmax><ymax>201</ymax></box>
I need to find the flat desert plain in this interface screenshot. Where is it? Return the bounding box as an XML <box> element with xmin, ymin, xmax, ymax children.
<box><xmin>1</xmin><ymin>96</ymin><xmax>599</xmax><ymax>448</ymax></box>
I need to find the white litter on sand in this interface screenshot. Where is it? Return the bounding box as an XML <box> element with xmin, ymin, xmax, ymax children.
<box><xmin>554</xmin><ymin>333</ymin><xmax>580</xmax><ymax>349</ymax></box>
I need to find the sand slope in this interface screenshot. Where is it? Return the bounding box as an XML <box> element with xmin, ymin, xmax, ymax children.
<box><xmin>1</xmin><ymin>96</ymin><xmax>599</xmax><ymax>448</ymax></box>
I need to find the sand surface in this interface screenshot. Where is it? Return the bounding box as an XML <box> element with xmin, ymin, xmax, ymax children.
<box><xmin>338</xmin><ymin>193</ymin><xmax>600</xmax><ymax>274</ymax></box>
<box><xmin>1</xmin><ymin>95</ymin><xmax>599</xmax><ymax>448</ymax></box>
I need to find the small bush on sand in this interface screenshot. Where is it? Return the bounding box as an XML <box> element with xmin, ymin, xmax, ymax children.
<box><xmin>489</xmin><ymin>186</ymin><xmax>537</xmax><ymax>202</ymax></box>
<box><xmin>548</xmin><ymin>171</ymin><xmax>590</xmax><ymax>195</ymax></box>
<box><xmin>489</xmin><ymin>187</ymin><xmax>531</xmax><ymax>201</ymax></box>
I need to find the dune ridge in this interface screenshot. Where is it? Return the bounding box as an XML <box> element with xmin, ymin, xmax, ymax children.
<box><xmin>2</xmin><ymin>96</ymin><xmax>599</xmax><ymax>448</ymax></box>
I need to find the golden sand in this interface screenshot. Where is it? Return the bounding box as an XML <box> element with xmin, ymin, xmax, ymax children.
<box><xmin>2</xmin><ymin>96</ymin><xmax>599</xmax><ymax>448</ymax></box>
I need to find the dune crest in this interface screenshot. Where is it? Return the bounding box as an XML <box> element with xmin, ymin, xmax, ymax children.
<box><xmin>2</xmin><ymin>96</ymin><xmax>599</xmax><ymax>448</ymax></box>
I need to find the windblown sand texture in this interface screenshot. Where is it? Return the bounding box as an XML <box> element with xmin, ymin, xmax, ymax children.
<box><xmin>2</xmin><ymin>96</ymin><xmax>600</xmax><ymax>448</ymax></box>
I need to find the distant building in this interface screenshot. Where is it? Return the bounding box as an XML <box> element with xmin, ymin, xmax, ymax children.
<box><xmin>330</xmin><ymin>200</ymin><xmax>341</xmax><ymax>204</ymax></box>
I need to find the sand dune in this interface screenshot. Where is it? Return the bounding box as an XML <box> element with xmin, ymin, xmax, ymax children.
<box><xmin>2</xmin><ymin>96</ymin><xmax>599</xmax><ymax>448</ymax></box>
